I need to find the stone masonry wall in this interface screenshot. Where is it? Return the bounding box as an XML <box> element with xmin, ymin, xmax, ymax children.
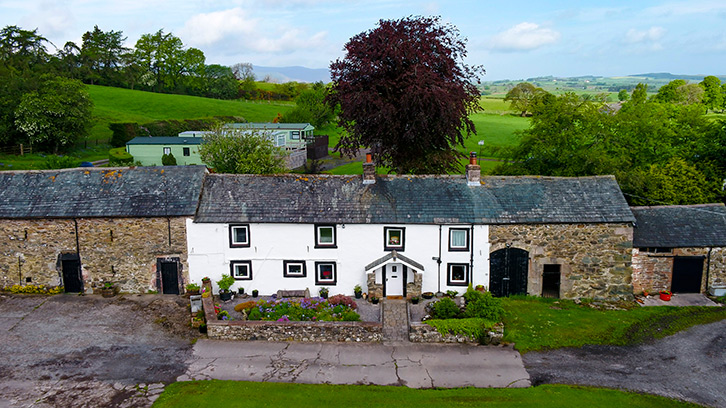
<box><xmin>409</xmin><ymin>322</ymin><xmax>503</xmax><ymax>345</ymax></box>
<box><xmin>632</xmin><ymin>247</ymin><xmax>726</xmax><ymax>294</ymax></box>
<box><xmin>489</xmin><ymin>223</ymin><xmax>634</xmax><ymax>299</ymax></box>
<box><xmin>208</xmin><ymin>320</ymin><xmax>383</xmax><ymax>342</ymax></box>
<box><xmin>0</xmin><ymin>217</ymin><xmax>189</xmax><ymax>293</ymax></box>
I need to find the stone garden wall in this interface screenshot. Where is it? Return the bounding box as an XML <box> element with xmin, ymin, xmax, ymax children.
<box><xmin>0</xmin><ymin>217</ymin><xmax>190</xmax><ymax>293</ymax></box>
<box><xmin>408</xmin><ymin>322</ymin><xmax>503</xmax><ymax>345</ymax></box>
<box><xmin>208</xmin><ymin>320</ymin><xmax>383</xmax><ymax>342</ymax></box>
<box><xmin>632</xmin><ymin>247</ymin><xmax>726</xmax><ymax>294</ymax></box>
<box><xmin>489</xmin><ymin>223</ymin><xmax>634</xmax><ymax>299</ymax></box>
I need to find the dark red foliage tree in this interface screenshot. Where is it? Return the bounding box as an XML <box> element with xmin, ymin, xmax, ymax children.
<box><xmin>328</xmin><ymin>16</ymin><xmax>484</xmax><ymax>174</ymax></box>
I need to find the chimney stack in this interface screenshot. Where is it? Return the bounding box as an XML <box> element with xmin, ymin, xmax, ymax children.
<box><xmin>466</xmin><ymin>152</ymin><xmax>480</xmax><ymax>186</ymax></box>
<box><xmin>363</xmin><ymin>153</ymin><xmax>375</xmax><ymax>184</ymax></box>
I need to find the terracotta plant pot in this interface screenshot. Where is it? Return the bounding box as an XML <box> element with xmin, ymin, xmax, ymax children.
<box><xmin>659</xmin><ymin>291</ymin><xmax>672</xmax><ymax>301</ymax></box>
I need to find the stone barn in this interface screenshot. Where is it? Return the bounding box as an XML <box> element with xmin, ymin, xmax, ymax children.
<box><xmin>0</xmin><ymin>166</ymin><xmax>206</xmax><ymax>294</ymax></box>
<box><xmin>631</xmin><ymin>204</ymin><xmax>726</xmax><ymax>295</ymax></box>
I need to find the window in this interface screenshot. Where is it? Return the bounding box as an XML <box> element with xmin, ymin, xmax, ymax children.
<box><xmin>315</xmin><ymin>262</ymin><xmax>336</xmax><ymax>285</ymax></box>
<box><xmin>291</xmin><ymin>131</ymin><xmax>300</xmax><ymax>140</ymax></box>
<box><xmin>449</xmin><ymin>228</ymin><xmax>469</xmax><ymax>251</ymax></box>
<box><xmin>315</xmin><ymin>224</ymin><xmax>336</xmax><ymax>248</ymax></box>
<box><xmin>283</xmin><ymin>260</ymin><xmax>307</xmax><ymax>278</ymax></box>
<box><xmin>276</xmin><ymin>133</ymin><xmax>286</xmax><ymax>147</ymax></box>
<box><xmin>163</xmin><ymin>147</ymin><xmax>171</xmax><ymax>155</ymax></box>
<box><xmin>229</xmin><ymin>224</ymin><xmax>250</xmax><ymax>247</ymax></box>
<box><xmin>447</xmin><ymin>263</ymin><xmax>469</xmax><ymax>286</ymax></box>
<box><xmin>384</xmin><ymin>227</ymin><xmax>405</xmax><ymax>251</ymax></box>
<box><xmin>183</xmin><ymin>147</ymin><xmax>190</xmax><ymax>156</ymax></box>
<box><xmin>230</xmin><ymin>260</ymin><xmax>252</xmax><ymax>280</ymax></box>
<box><xmin>639</xmin><ymin>247</ymin><xmax>673</xmax><ymax>253</ymax></box>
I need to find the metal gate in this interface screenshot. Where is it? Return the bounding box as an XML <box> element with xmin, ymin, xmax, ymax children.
<box><xmin>671</xmin><ymin>256</ymin><xmax>704</xmax><ymax>293</ymax></box>
<box><xmin>489</xmin><ymin>248</ymin><xmax>529</xmax><ymax>297</ymax></box>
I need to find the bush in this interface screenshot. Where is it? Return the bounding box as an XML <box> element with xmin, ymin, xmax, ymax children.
<box><xmin>109</xmin><ymin>147</ymin><xmax>134</xmax><ymax>166</ymax></box>
<box><xmin>40</xmin><ymin>155</ymin><xmax>79</xmax><ymax>169</ymax></box>
<box><xmin>431</xmin><ymin>297</ymin><xmax>460</xmax><ymax>319</ymax></box>
<box><xmin>217</xmin><ymin>274</ymin><xmax>235</xmax><ymax>292</ymax></box>
<box><xmin>424</xmin><ymin>318</ymin><xmax>495</xmax><ymax>343</ymax></box>
<box><xmin>341</xmin><ymin>310</ymin><xmax>361</xmax><ymax>321</ymax></box>
<box><xmin>234</xmin><ymin>301</ymin><xmax>257</xmax><ymax>313</ymax></box>
<box><xmin>247</xmin><ymin>308</ymin><xmax>262</xmax><ymax>320</ymax></box>
<box><xmin>328</xmin><ymin>294</ymin><xmax>357</xmax><ymax>309</ymax></box>
<box><xmin>463</xmin><ymin>288</ymin><xmax>504</xmax><ymax>321</ymax></box>
<box><xmin>162</xmin><ymin>153</ymin><xmax>177</xmax><ymax>166</ymax></box>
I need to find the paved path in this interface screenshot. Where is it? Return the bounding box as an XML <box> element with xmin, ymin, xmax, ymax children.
<box><xmin>180</xmin><ymin>340</ymin><xmax>531</xmax><ymax>389</ymax></box>
<box><xmin>382</xmin><ymin>299</ymin><xmax>409</xmax><ymax>341</ymax></box>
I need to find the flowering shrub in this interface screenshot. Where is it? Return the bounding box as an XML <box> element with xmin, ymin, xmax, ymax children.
<box><xmin>2</xmin><ymin>284</ymin><xmax>64</xmax><ymax>295</ymax></box>
<box><xmin>234</xmin><ymin>300</ymin><xmax>258</xmax><ymax>313</ymax></box>
<box><xmin>241</xmin><ymin>297</ymin><xmax>359</xmax><ymax>322</ymax></box>
<box><xmin>328</xmin><ymin>294</ymin><xmax>357</xmax><ymax>309</ymax></box>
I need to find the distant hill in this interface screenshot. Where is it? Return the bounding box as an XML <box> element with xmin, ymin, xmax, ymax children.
<box><xmin>252</xmin><ymin>65</ymin><xmax>330</xmax><ymax>83</ymax></box>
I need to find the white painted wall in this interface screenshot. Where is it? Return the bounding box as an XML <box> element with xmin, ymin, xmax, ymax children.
<box><xmin>186</xmin><ymin>219</ymin><xmax>489</xmax><ymax>296</ymax></box>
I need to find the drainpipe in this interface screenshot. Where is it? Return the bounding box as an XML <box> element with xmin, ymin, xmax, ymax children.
<box><xmin>706</xmin><ymin>247</ymin><xmax>712</xmax><ymax>294</ymax></box>
<box><xmin>469</xmin><ymin>225</ymin><xmax>474</xmax><ymax>286</ymax></box>
<box><xmin>74</xmin><ymin>218</ymin><xmax>80</xmax><ymax>256</ymax></box>
<box><xmin>436</xmin><ymin>225</ymin><xmax>443</xmax><ymax>295</ymax></box>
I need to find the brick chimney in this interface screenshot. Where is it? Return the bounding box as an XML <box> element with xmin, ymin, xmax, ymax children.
<box><xmin>466</xmin><ymin>152</ymin><xmax>480</xmax><ymax>186</ymax></box>
<box><xmin>363</xmin><ymin>153</ymin><xmax>375</xmax><ymax>184</ymax></box>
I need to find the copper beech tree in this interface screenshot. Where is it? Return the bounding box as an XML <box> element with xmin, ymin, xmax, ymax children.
<box><xmin>328</xmin><ymin>16</ymin><xmax>484</xmax><ymax>174</ymax></box>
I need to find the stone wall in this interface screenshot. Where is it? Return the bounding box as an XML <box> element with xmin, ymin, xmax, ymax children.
<box><xmin>632</xmin><ymin>247</ymin><xmax>726</xmax><ymax>294</ymax></box>
<box><xmin>406</xmin><ymin>272</ymin><xmax>422</xmax><ymax>299</ymax></box>
<box><xmin>409</xmin><ymin>322</ymin><xmax>503</xmax><ymax>345</ymax></box>
<box><xmin>208</xmin><ymin>320</ymin><xmax>383</xmax><ymax>342</ymax></box>
<box><xmin>366</xmin><ymin>272</ymin><xmax>382</xmax><ymax>299</ymax></box>
<box><xmin>0</xmin><ymin>217</ymin><xmax>190</xmax><ymax>293</ymax></box>
<box><xmin>489</xmin><ymin>223</ymin><xmax>634</xmax><ymax>299</ymax></box>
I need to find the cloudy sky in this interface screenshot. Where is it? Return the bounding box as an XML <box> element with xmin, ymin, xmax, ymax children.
<box><xmin>2</xmin><ymin>0</ymin><xmax>725</xmax><ymax>80</ymax></box>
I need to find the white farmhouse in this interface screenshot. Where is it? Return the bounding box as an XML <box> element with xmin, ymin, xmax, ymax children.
<box><xmin>186</xmin><ymin>156</ymin><xmax>636</xmax><ymax>299</ymax></box>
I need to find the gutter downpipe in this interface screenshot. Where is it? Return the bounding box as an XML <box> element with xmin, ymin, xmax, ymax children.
<box><xmin>437</xmin><ymin>225</ymin><xmax>443</xmax><ymax>296</ymax></box>
<box><xmin>706</xmin><ymin>247</ymin><xmax>712</xmax><ymax>294</ymax></box>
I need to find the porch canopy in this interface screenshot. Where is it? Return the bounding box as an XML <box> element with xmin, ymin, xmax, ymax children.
<box><xmin>364</xmin><ymin>250</ymin><xmax>425</xmax><ymax>272</ymax></box>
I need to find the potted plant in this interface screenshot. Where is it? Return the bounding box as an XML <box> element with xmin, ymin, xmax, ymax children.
<box><xmin>319</xmin><ymin>287</ymin><xmax>329</xmax><ymax>299</ymax></box>
<box><xmin>410</xmin><ymin>296</ymin><xmax>420</xmax><ymax>304</ymax></box>
<box><xmin>252</xmin><ymin>289</ymin><xmax>259</xmax><ymax>298</ymax></box>
<box><xmin>238</xmin><ymin>287</ymin><xmax>245</xmax><ymax>295</ymax></box>
<box><xmin>186</xmin><ymin>283</ymin><xmax>200</xmax><ymax>296</ymax></box>
<box><xmin>659</xmin><ymin>290</ymin><xmax>672</xmax><ymax>301</ymax></box>
<box><xmin>354</xmin><ymin>284</ymin><xmax>363</xmax><ymax>299</ymax></box>
<box><xmin>370</xmin><ymin>295</ymin><xmax>379</xmax><ymax>304</ymax></box>
<box><xmin>100</xmin><ymin>282</ymin><xmax>116</xmax><ymax>298</ymax></box>
<box><xmin>217</xmin><ymin>274</ymin><xmax>235</xmax><ymax>301</ymax></box>
<box><xmin>422</xmin><ymin>291</ymin><xmax>434</xmax><ymax>299</ymax></box>
<box><xmin>475</xmin><ymin>284</ymin><xmax>485</xmax><ymax>292</ymax></box>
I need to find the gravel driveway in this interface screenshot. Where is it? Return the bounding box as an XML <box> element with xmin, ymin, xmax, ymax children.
<box><xmin>0</xmin><ymin>294</ymin><xmax>198</xmax><ymax>408</ymax></box>
<box><xmin>523</xmin><ymin>319</ymin><xmax>726</xmax><ymax>408</ymax></box>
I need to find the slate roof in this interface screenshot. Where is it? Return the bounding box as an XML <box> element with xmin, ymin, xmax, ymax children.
<box><xmin>126</xmin><ymin>136</ymin><xmax>202</xmax><ymax>145</ymax></box>
<box><xmin>632</xmin><ymin>204</ymin><xmax>726</xmax><ymax>248</ymax></box>
<box><xmin>0</xmin><ymin>166</ymin><xmax>207</xmax><ymax>219</ymax></box>
<box><xmin>226</xmin><ymin>123</ymin><xmax>313</xmax><ymax>131</ymax></box>
<box><xmin>195</xmin><ymin>174</ymin><xmax>635</xmax><ymax>225</ymax></box>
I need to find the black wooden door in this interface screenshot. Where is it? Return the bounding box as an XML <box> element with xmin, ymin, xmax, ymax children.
<box><xmin>160</xmin><ymin>261</ymin><xmax>180</xmax><ymax>295</ymax></box>
<box><xmin>490</xmin><ymin>248</ymin><xmax>529</xmax><ymax>297</ymax></box>
<box><xmin>671</xmin><ymin>256</ymin><xmax>704</xmax><ymax>293</ymax></box>
<box><xmin>61</xmin><ymin>256</ymin><xmax>83</xmax><ymax>293</ymax></box>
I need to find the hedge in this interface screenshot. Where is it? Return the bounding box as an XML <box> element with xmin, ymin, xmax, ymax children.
<box><xmin>109</xmin><ymin>116</ymin><xmax>246</xmax><ymax>147</ymax></box>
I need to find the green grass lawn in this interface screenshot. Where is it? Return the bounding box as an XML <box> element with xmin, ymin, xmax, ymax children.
<box><xmin>153</xmin><ymin>381</ymin><xmax>699</xmax><ymax>408</ymax></box>
<box><xmin>501</xmin><ymin>296</ymin><xmax>726</xmax><ymax>353</ymax></box>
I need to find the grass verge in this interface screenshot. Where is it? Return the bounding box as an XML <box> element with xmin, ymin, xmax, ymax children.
<box><xmin>502</xmin><ymin>296</ymin><xmax>726</xmax><ymax>353</ymax></box>
<box><xmin>153</xmin><ymin>381</ymin><xmax>700</xmax><ymax>408</ymax></box>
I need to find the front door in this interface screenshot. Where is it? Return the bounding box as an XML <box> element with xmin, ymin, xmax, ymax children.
<box><xmin>158</xmin><ymin>259</ymin><xmax>180</xmax><ymax>295</ymax></box>
<box><xmin>671</xmin><ymin>256</ymin><xmax>704</xmax><ymax>293</ymax></box>
<box><xmin>489</xmin><ymin>248</ymin><xmax>529</xmax><ymax>297</ymax></box>
<box><xmin>384</xmin><ymin>263</ymin><xmax>404</xmax><ymax>297</ymax></box>
<box><xmin>60</xmin><ymin>254</ymin><xmax>83</xmax><ymax>293</ymax></box>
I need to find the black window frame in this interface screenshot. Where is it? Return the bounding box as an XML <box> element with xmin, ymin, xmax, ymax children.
<box><xmin>314</xmin><ymin>224</ymin><xmax>337</xmax><ymax>248</ymax></box>
<box><xmin>447</xmin><ymin>263</ymin><xmax>469</xmax><ymax>286</ymax></box>
<box><xmin>283</xmin><ymin>260</ymin><xmax>307</xmax><ymax>278</ymax></box>
<box><xmin>383</xmin><ymin>226</ymin><xmax>405</xmax><ymax>252</ymax></box>
<box><xmin>230</xmin><ymin>260</ymin><xmax>252</xmax><ymax>280</ymax></box>
<box><xmin>183</xmin><ymin>147</ymin><xmax>190</xmax><ymax>156</ymax></box>
<box><xmin>448</xmin><ymin>228</ymin><xmax>470</xmax><ymax>252</ymax></box>
<box><xmin>291</xmin><ymin>130</ymin><xmax>300</xmax><ymax>140</ymax></box>
<box><xmin>229</xmin><ymin>224</ymin><xmax>250</xmax><ymax>248</ymax></box>
<box><xmin>315</xmin><ymin>261</ymin><xmax>337</xmax><ymax>285</ymax></box>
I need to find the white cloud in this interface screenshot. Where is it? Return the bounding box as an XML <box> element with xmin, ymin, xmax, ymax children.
<box><xmin>490</xmin><ymin>22</ymin><xmax>560</xmax><ymax>51</ymax></box>
<box><xmin>625</xmin><ymin>27</ymin><xmax>666</xmax><ymax>43</ymax></box>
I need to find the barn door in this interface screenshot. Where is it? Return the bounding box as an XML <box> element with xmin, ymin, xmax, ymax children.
<box><xmin>157</xmin><ymin>258</ymin><xmax>180</xmax><ymax>295</ymax></box>
<box><xmin>489</xmin><ymin>248</ymin><xmax>529</xmax><ymax>297</ymax></box>
<box><xmin>671</xmin><ymin>256</ymin><xmax>704</xmax><ymax>293</ymax></box>
<box><xmin>60</xmin><ymin>253</ymin><xmax>83</xmax><ymax>293</ymax></box>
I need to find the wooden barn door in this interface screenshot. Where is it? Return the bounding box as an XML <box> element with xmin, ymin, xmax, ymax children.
<box><xmin>671</xmin><ymin>256</ymin><xmax>704</xmax><ymax>293</ymax></box>
<box><xmin>489</xmin><ymin>248</ymin><xmax>529</xmax><ymax>297</ymax></box>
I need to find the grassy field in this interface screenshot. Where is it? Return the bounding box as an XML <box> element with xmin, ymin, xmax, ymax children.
<box><xmin>153</xmin><ymin>381</ymin><xmax>699</xmax><ymax>408</ymax></box>
<box><xmin>501</xmin><ymin>296</ymin><xmax>726</xmax><ymax>353</ymax></box>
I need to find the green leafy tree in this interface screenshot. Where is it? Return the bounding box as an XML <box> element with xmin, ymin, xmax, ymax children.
<box><xmin>14</xmin><ymin>75</ymin><xmax>93</xmax><ymax>153</ymax></box>
<box><xmin>504</xmin><ymin>82</ymin><xmax>547</xmax><ymax>116</ymax></box>
<box><xmin>700</xmin><ymin>76</ymin><xmax>723</xmax><ymax>113</ymax></box>
<box><xmin>630</xmin><ymin>83</ymin><xmax>648</xmax><ymax>105</ymax></box>
<box><xmin>133</xmin><ymin>30</ymin><xmax>206</xmax><ymax>93</ymax></box>
<box><xmin>617</xmin><ymin>89</ymin><xmax>630</xmax><ymax>101</ymax></box>
<box><xmin>635</xmin><ymin>157</ymin><xmax>721</xmax><ymax>205</ymax></box>
<box><xmin>202</xmin><ymin>64</ymin><xmax>237</xmax><ymax>99</ymax></box>
<box><xmin>281</xmin><ymin>83</ymin><xmax>335</xmax><ymax>128</ymax></box>
<box><xmin>653</xmin><ymin>79</ymin><xmax>687</xmax><ymax>103</ymax></box>
<box><xmin>79</xmin><ymin>25</ymin><xmax>128</xmax><ymax>86</ymax></box>
<box><xmin>199</xmin><ymin>126</ymin><xmax>287</xmax><ymax>174</ymax></box>
<box><xmin>328</xmin><ymin>16</ymin><xmax>483</xmax><ymax>174</ymax></box>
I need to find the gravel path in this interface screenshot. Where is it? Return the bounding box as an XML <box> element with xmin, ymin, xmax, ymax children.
<box><xmin>523</xmin><ymin>319</ymin><xmax>726</xmax><ymax>408</ymax></box>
